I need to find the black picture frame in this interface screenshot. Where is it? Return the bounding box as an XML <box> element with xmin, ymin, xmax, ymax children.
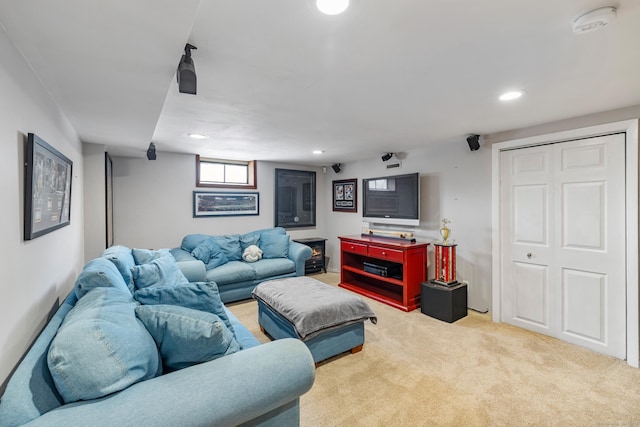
<box><xmin>24</xmin><ymin>133</ymin><xmax>73</xmax><ymax>240</ymax></box>
<box><xmin>333</xmin><ymin>178</ymin><xmax>357</xmax><ymax>212</ymax></box>
<box><xmin>275</xmin><ymin>168</ymin><xmax>316</xmax><ymax>228</ymax></box>
<box><xmin>193</xmin><ymin>191</ymin><xmax>260</xmax><ymax>217</ymax></box>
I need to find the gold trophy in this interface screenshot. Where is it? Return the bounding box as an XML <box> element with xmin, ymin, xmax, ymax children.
<box><xmin>439</xmin><ymin>218</ymin><xmax>451</xmax><ymax>244</ymax></box>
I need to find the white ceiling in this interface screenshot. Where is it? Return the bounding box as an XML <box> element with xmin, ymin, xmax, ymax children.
<box><xmin>1</xmin><ymin>0</ymin><xmax>639</xmax><ymax>166</ymax></box>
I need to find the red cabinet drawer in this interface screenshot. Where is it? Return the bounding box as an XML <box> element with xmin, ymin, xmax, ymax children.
<box><xmin>368</xmin><ymin>245</ymin><xmax>404</xmax><ymax>263</ymax></box>
<box><xmin>341</xmin><ymin>241</ymin><xmax>368</xmax><ymax>255</ymax></box>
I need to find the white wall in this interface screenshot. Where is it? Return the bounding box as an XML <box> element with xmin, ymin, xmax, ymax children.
<box><xmin>111</xmin><ymin>153</ymin><xmax>327</xmax><ymax>249</ymax></box>
<box><xmin>83</xmin><ymin>143</ymin><xmax>107</xmax><ymax>260</ymax></box>
<box><xmin>0</xmin><ymin>29</ymin><xmax>84</xmax><ymax>387</ymax></box>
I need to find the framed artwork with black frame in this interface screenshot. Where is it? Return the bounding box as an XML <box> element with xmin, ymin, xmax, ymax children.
<box><xmin>24</xmin><ymin>133</ymin><xmax>73</xmax><ymax>240</ymax></box>
<box><xmin>275</xmin><ymin>168</ymin><xmax>316</xmax><ymax>228</ymax></box>
<box><xmin>333</xmin><ymin>178</ymin><xmax>357</xmax><ymax>212</ymax></box>
<box><xmin>193</xmin><ymin>191</ymin><xmax>260</xmax><ymax>217</ymax></box>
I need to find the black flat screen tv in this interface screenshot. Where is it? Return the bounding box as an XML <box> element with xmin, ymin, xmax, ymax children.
<box><xmin>362</xmin><ymin>172</ymin><xmax>420</xmax><ymax>226</ymax></box>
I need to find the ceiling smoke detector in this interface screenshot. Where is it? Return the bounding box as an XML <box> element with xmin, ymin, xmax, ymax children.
<box><xmin>572</xmin><ymin>6</ymin><xmax>617</xmax><ymax>34</ymax></box>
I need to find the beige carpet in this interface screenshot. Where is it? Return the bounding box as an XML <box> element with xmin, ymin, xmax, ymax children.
<box><xmin>227</xmin><ymin>273</ymin><xmax>640</xmax><ymax>426</ymax></box>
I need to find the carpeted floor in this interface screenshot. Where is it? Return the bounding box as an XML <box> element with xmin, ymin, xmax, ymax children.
<box><xmin>227</xmin><ymin>273</ymin><xmax>640</xmax><ymax>426</ymax></box>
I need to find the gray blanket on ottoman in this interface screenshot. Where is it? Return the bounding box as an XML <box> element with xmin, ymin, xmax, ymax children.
<box><xmin>252</xmin><ymin>277</ymin><xmax>377</xmax><ymax>340</ymax></box>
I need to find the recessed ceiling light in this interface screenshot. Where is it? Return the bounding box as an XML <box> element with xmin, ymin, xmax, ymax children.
<box><xmin>187</xmin><ymin>133</ymin><xmax>208</xmax><ymax>139</ymax></box>
<box><xmin>499</xmin><ymin>91</ymin><xmax>524</xmax><ymax>101</ymax></box>
<box><xmin>316</xmin><ymin>0</ymin><xmax>349</xmax><ymax>15</ymax></box>
<box><xmin>313</xmin><ymin>150</ymin><xmax>324</xmax><ymax>155</ymax></box>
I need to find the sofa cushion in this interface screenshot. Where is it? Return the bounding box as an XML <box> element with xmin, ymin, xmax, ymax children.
<box><xmin>101</xmin><ymin>245</ymin><xmax>136</xmax><ymax>292</ymax></box>
<box><xmin>47</xmin><ymin>287</ymin><xmax>161</xmax><ymax>403</ymax></box>
<box><xmin>74</xmin><ymin>257</ymin><xmax>131</xmax><ymax>300</ymax></box>
<box><xmin>260</xmin><ymin>233</ymin><xmax>290</xmax><ymax>259</ymax></box>
<box><xmin>130</xmin><ymin>254</ymin><xmax>189</xmax><ymax>289</ymax></box>
<box><xmin>181</xmin><ymin>234</ymin><xmax>210</xmax><ymax>252</ymax></box>
<box><xmin>240</xmin><ymin>231</ymin><xmax>260</xmax><ymax>252</ymax></box>
<box><xmin>132</xmin><ymin>248</ymin><xmax>171</xmax><ymax>265</ymax></box>
<box><xmin>133</xmin><ymin>281</ymin><xmax>235</xmax><ymax>334</ymax></box>
<box><xmin>192</xmin><ymin>238</ymin><xmax>229</xmax><ymax>270</ymax></box>
<box><xmin>225</xmin><ymin>306</ymin><xmax>260</xmax><ymax>349</ymax></box>
<box><xmin>135</xmin><ymin>305</ymin><xmax>240</xmax><ymax>370</ymax></box>
<box><xmin>250</xmin><ymin>258</ymin><xmax>296</xmax><ymax>280</ymax></box>
<box><xmin>206</xmin><ymin>261</ymin><xmax>256</xmax><ymax>285</ymax></box>
<box><xmin>211</xmin><ymin>234</ymin><xmax>242</xmax><ymax>261</ymax></box>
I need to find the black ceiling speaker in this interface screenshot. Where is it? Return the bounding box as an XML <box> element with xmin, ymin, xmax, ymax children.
<box><xmin>466</xmin><ymin>134</ymin><xmax>480</xmax><ymax>151</ymax></box>
<box><xmin>331</xmin><ymin>163</ymin><xmax>341</xmax><ymax>173</ymax></box>
<box><xmin>146</xmin><ymin>142</ymin><xmax>156</xmax><ymax>160</ymax></box>
<box><xmin>177</xmin><ymin>43</ymin><xmax>197</xmax><ymax>95</ymax></box>
<box><xmin>381</xmin><ymin>153</ymin><xmax>393</xmax><ymax>161</ymax></box>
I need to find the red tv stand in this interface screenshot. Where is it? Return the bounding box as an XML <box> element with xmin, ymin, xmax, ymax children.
<box><xmin>338</xmin><ymin>235</ymin><xmax>429</xmax><ymax>312</ymax></box>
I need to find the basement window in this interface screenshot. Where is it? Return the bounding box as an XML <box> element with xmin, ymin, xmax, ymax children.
<box><xmin>196</xmin><ymin>155</ymin><xmax>257</xmax><ymax>189</ymax></box>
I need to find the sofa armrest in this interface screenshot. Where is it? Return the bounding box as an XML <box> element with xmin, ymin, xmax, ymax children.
<box><xmin>25</xmin><ymin>339</ymin><xmax>315</xmax><ymax>427</ymax></box>
<box><xmin>288</xmin><ymin>241</ymin><xmax>312</xmax><ymax>276</ymax></box>
<box><xmin>176</xmin><ymin>260</ymin><xmax>207</xmax><ymax>282</ymax></box>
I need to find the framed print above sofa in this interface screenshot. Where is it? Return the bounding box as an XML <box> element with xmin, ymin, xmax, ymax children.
<box><xmin>193</xmin><ymin>191</ymin><xmax>260</xmax><ymax>217</ymax></box>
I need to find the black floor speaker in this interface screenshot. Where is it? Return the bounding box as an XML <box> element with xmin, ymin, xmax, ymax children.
<box><xmin>420</xmin><ymin>281</ymin><xmax>468</xmax><ymax>323</ymax></box>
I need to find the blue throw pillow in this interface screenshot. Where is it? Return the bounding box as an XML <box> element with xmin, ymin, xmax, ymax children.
<box><xmin>133</xmin><ymin>281</ymin><xmax>235</xmax><ymax>334</ymax></box>
<box><xmin>181</xmin><ymin>234</ymin><xmax>210</xmax><ymax>253</ymax></box>
<box><xmin>260</xmin><ymin>233</ymin><xmax>290</xmax><ymax>259</ymax></box>
<box><xmin>74</xmin><ymin>257</ymin><xmax>131</xmax><ymax>299</ymax></box>
<box><xmin>48</xmin><ymin>287</ymin><xmax>161</xmax><ymax>403</ymax></box>
<box><xmin>101</xmin><ymin>245</ymin><xmax>136</xmax><ymax>292</ymax></box>
<box><xmin>191</xmin><ymin>238</ymin><xmax>229</xmax><ymax>270</ymax></box>
<box><xmin>132</xmin><ymin>248</ymin><xmax>171</xmax><ymax>265</ymax></box>
<box><xmin>240</xmin><ymin>232</ymin><xmax>260</xmax><ymax>252</ymax></box>
<box><xmin>211</xmin><ymin>235</ymin><xmax>242</xmax><ymax>261</ymax></box>
<box><xmin>135</xmin><ymin>305</ymin><xmax>240</xmax><ymax>370</ymax></box>
<box><xmin>130</xmin><ymin>254</ymin><xmax>189</xmax><ymax>289</ymax></box>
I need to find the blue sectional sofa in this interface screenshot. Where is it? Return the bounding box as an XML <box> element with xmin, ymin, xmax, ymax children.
<box><xmin>0</xmin><ymin>246</ymin><xmax>315</xmax><ymax>427</ymax></box>
<box><xmin>171</xmin><ymin>227</ymin><xmax>313</xmax><ymax>303</ymax></box>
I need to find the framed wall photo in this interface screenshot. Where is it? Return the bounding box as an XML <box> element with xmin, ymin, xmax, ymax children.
<box><xmin>193</xmin><ymin>191</ymin><xmax>259</xmax><ymax>217</ymax></box>
<box><xmin>275</xmin><ymin>168</ymin><xmax>316</xmax><ymax>228</ymax></box>
<box><xmin>24</xmin><ymin>133</ymin><xmax>73</xmax><ymax>240</ymax></box>
<box><xmin>333</xmin><ymin>178</ymin><xmax>357</xmax><ymax>212</ymax></box>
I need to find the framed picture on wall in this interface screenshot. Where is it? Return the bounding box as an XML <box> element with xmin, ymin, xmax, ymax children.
<box><xmin>24</xmin><ymin>133</ymin><xmax>73</xmax><ymax>240</ymax></box>
<box><xmin>275</xmin><ymin>168</ymin><xmax>316</xmax><ymax>227</ymax></box>
<box><xmin>332</xmin><ymin>178</ymin><xmax>357</xmax><ymax>212</ymax></box>
<box><xmin>193</xmin><ymin>191</ymin><xmax>259</xmax><ymax>217</ymax></box>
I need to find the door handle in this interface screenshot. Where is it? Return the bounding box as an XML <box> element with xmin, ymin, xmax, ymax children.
<box><xmin>527</xmin><ymin>253</ymin><xmax>532</xmax><ymax>259</ymax></box>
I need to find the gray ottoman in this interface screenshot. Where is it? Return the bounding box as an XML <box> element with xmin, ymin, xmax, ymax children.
<box><xmin>252</xmin><ymin>277</ymin><xmax>377</xmax><ymax>364</ymax></box>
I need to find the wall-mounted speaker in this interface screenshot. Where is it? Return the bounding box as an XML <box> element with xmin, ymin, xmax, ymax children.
<box><xmin>331</xmin><ymin>163</ymin><xmax>341</xmax><ymax>173</ymax></box>
<box><xmin>146</xmin><ymin>142</ymin><xmax>157</xmax><ymax>160</ymax></box>
<box><xmin>466</xmin><ymin>134</ymin><xmax>480</xmax><ymax>151</ymax></box>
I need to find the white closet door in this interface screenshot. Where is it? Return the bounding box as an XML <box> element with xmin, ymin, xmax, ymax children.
<box><xmin>500</xmin><ymin>133</ymin><xmax>626</xmax><ymax>358</ymax></box>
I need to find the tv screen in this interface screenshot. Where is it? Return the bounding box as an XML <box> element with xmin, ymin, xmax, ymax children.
<box><xmin>362</xmin><ymin>172</ymin><xmax>420</xmax><ymax>226</ymax></box>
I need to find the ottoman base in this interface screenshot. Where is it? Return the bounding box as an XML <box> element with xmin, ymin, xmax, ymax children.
<box><xmin>257</xmin><ymin>299</ymin><xmax>365</xmax><ymax>364</ymax></box>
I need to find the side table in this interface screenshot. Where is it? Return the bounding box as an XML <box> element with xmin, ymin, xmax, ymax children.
<box><xmin>420</xmin><ymin>281</ymin><xmax>467</xmax><ymax>323</ymax></box>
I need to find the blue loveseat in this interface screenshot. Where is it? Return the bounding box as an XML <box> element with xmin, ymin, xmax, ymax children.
<box><xmin>171</xmin><ymin>227</ymin><xmax>312</xmax><ymax>303</ymax></box>
<box><xmin>0</xmin><ymin>246</ymin><xmax>315</xmax><ymax>427</ymax></box>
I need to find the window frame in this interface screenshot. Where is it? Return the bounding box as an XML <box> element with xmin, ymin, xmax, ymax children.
<box><xmin>196</xmin><ymin>155</ymin><xmax>257</xmax><ymax>189</ymax></box>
